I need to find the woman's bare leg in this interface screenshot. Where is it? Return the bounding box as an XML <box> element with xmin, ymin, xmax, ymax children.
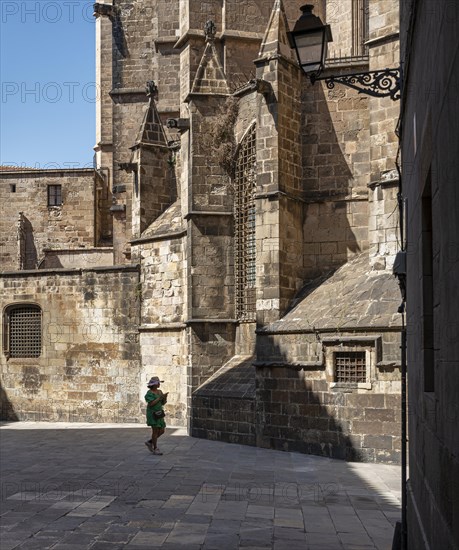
<box><xmin>151</xmin><ymin>427</ymin><xmax>159</xmax><ymax>450</ymax></box>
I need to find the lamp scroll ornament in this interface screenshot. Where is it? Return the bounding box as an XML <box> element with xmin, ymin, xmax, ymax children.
<box><xmin>320</xmin><ymin>68</ymin><xmax>402</xmax><ymax>101</ymax></box>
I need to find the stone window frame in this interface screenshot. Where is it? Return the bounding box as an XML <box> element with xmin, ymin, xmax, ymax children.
<box><xmin>3</xmin><ymin>303</ymin><xmax>42</xmax><ymax>360</ymax></box>
<box><xmin>322</xmin><ymin>336</ymin><xmax>381</xmax><ymax>391</ymax></box>
<box><xmin>352</xmin><ymin>0</ymin><xmax>369</xmax><ymax>57</ymax></box>
<box><xmin>47</xmin><ymin>184</ymin><xmax>62</xmax><ymax>207</ymax></box>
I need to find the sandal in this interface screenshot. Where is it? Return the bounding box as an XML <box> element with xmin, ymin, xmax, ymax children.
<box><xmin>153</xmin><ymin>449</ymin><xmax>163</xmax><ymax>455</ymax></box>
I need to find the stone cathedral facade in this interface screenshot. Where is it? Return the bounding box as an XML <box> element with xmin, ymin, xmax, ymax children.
<box><xmin>0</xmin><ymin>0</ymin><xmax>403</xmax><ymax>463</ymax></box>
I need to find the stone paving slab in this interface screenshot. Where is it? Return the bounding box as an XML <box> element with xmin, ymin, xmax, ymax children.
<box><xmin>0</xmin><ymin>422</ymin><xmax>401</xmax><ymax>549</ymax></box>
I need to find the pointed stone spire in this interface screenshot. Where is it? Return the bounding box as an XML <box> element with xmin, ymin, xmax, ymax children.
<box><xmin>132</xmin><ymin>81</ymin><xmax>168</xmax><ymax>148</ymax></box>
<box><xmin>258</xmin><ymin>0</ymin><xmax>296</xmax><ymax>62</ymax></box>
<box><xmin>190</xmin><ymin>20</ymin><xmax>230</xmax><ymax>95</ymax></box>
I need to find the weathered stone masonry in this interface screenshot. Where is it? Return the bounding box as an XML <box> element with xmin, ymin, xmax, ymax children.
<box><xmin>1</xmin><ymin>0</ymin><xmax>402</xmax><ymax>464</ymax></box>
<box><xmin>0</xmin><ymin>266</ymin><xmax>141</xmax><ymax>422</ymax></box>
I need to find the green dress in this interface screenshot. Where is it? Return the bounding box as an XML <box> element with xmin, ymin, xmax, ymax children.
<box><xmin>145</xmin><ymin>390</ymin><xmax>166</xmax><ymax>428</ymax></box>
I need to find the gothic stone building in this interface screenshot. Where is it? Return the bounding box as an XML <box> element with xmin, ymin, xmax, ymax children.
<box><xmin>0</xmin><ymin>0</ymin><xmax>402</xmax><ymax>463</ymax></box>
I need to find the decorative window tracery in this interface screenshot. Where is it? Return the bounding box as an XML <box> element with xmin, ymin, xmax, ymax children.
<box><xmin>234</xmin><ymin>125</ymin><xmax>256</xmax><ymax>321</ymax></box>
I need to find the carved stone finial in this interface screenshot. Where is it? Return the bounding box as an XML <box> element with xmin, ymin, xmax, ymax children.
<box><xmin>93</xmin><ymin>3</ymin><xmax>113</xmax><ymax>18</ymax></box>
<box><xmin>146</xmin><ymin>80</ymin><xmax>158</xmax><ymax>99</ymax></box>
<box><xmin>204</xmin><ymin>20</ymin><xmax>216</xmax><ymax>42</ymax></box>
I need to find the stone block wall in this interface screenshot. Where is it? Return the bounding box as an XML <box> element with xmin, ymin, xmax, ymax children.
<box><xmin>180</xmin><ymin>0</ymin><xmax>222</xmax><ymax>37</ymax></box>
<box><xmin>223</xmin><ymin>0</ymin><xmax>272</xmax><ymax>34</ymax></box>
<box><xmin>301</xmin><ymin>79</ymin><xmax>370</xmax><ymax>279</ymax></box>
<box><xmin>139</xmin><ymin>235</ymin><xmax>186</xmax><ymax>325</ymax></box>
<box><xmin>112</xmin><ymin>0</ymin><xmax>155</xmax><ymax>90</ymax></box>
<box><xmin>326</xmin><ymin>0</ymin><xmax>354</xmax><ymax>59</ymax></box>
<box><xmin>234</xmin><ymin>91</ymin><xmax>257</xmax><ymax>142</ymax></box>
<box><xmin>139</xmin><ymin>329</ymin><xmax>187</xmax><ymax>426</ymax></box>
<box><xmin>368</xmin><ymin>0</ymin><xmax>399</xmax><ymax>183</ymax></box>
<box><xmin>134</xmin><ymin>203</ymin><xmax>188</xmax><ymax>424</ymax></box>
<box><xmin>40</xmin><ymin>248</ymin><xmax>114</xmax><ymax>269</ymax></box>
<box><xmin>257</xmin><ymin>330</ymin><xmax>400</xmax><ymax>377</ymax></box>
<box><xmin>0</xmin><ymin>169</ymin><xmax>96</xmax><ymax>271</ymax></box>
<box><xmin>303</xmin><ymin>198</ymin><xmax>369</xmax><ymax>280</ymax></box>
<box><xmin>0</xmin><ymin>266</ymin><xmax>142</xmax><ymax>423</ymax></box>
<box><xmin>255</xmin><ymin>360</ymin><xmax>401</xmax><ymax>463</ymax></box>
<box><xmin>191</xmin><ymin>355</ymin><xmax>256</xmax><ymax>445</ymax></box>
<box><xmin>189</xmin><ymin>216</ymin><xmax>234</xmax><ymax>319</ymax></box>
<box><xmin>155</xmin><ymin>0</ymin><xmax>180</xmax><ymax>115</ymax></box>
<box><xmin>188</xmin><ymin>323</ymin><xmax>236</xmax><ymax>391</ymax></box>
<box><xmin>188</xmin><ymin>97</ymin><xmax>233</xmax><ymax>211</ymax></box>
<box><xmin>368</xmin><ymin>178</ymin><xmax>399</xmax><ymax>270</ymax></box>
<box><xmin>113</xmin><ymin>100</ymin><xmax>149</xmax><ymax>178</ymax></box>
<box><xmin>192</xmin><ymin>395</ymin><xmax>256</xmax><ymax>446</ymax></box>
<box><xmin>302</xmin><ymin>83</ymin><xmax>370</xmax><ymax>196</ymax></box>
<box><xmin>132</xmin><ymin>146</ymin><xmax>175</xmax><ymax>239</ymax></box>
<box><xmin>94</xmin><ymin>4</ymin><xmax>114</xmax><ymax>172</ymax></box>
<box><xmin>255</xmin><ymin>30</ymin><xmax>305</xmax><ymax>322</ymax></box>
<box><xmin>401</xmin><ymin>0</ymin><xmax>459</xmax><ymax>547</ymax></box>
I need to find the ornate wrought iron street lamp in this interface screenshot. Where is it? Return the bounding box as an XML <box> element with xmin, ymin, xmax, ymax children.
<box><xmin>288</xmin><ymin>4</ymin><xmax>401</xmax><ymax>101</ymax></box>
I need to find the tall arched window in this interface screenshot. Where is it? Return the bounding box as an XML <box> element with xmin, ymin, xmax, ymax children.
<box><xmin>3</xmin><ymin>304</ymin><xmax>42</xmax><ymax>358</ymax></box>
<box><xmin>352</xmin><ymin>0</ymin><xmax>369</xmax><ymax>57</ymax></box>
<box><xmin>234</xmin><ymin>124</ymin><xmax>256</xmax><ymax>321</ymax></box>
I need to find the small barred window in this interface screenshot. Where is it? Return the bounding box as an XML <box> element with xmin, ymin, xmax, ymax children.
<box><xmin>4</xmin><ymin>305</ymin><xmax>42</xmax><ymax>358</ymax></box>
<box><xmin>334</xmin><ymin>351</ymin><xmax>366</xmax><ymax>383</ymax></box>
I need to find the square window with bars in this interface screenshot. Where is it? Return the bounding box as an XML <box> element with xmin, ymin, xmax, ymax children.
<box><xmin>334</xmin><ymin>351</ymin><xmax>366</xmax><ymax>383</ymax></box>
<box><xmin>48</xmin><ymin>185</ymin><xmax>62</xmax><ymax>206</ymax></box>
<box><xmin>7</xmin><ymin>306</ymin><xmax>42</xmax><ymax>358</ymax></box>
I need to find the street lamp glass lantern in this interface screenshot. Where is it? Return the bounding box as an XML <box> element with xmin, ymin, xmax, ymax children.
<box><xmin>288</xmin><ymin>4</ymin><xmax>333</xmax><ymax>78</ymax></box>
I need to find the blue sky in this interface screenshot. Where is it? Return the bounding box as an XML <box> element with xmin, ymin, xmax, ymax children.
<box><xmin>0</xmin><ymin>1</ymin><xmax>96</xmax><ymax>168</ymax></box>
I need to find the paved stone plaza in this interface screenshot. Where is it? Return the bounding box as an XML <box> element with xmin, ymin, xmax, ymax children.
<box><xmin>0</xmin><ymin>423</ymin><xmax>401</xmax><ymax>549</ymax></box>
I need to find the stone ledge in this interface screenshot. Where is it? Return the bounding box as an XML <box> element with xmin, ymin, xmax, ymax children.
<box><xmin>153</xmin><ymin>36</ymin><xmax>178</xmax><ymax>45</ymax></box>
<box><xmin>253</xmin><ymin>361</ymin><xmax>324</xmax><ymax>370</ymax></box>
<box><xmin>365</xmin><ymin>32</ymin><xmax>400</xmax><ymax>48</ymax></box>
<box><xmin>221</xmin><ymin>30</ymin><xmax>264</xmax><ymax>41</ymax></box>
<box><xmin>0</xmin><ymin>265</ymin><xmax>140</xmax><ymax>277</ymax></box>
<box><xmin>184</xmin><ymin>210</ymin><xmax>232</xmax><ymax>219</ymax></box>
<box><xmin>0</xmin><ymin>168</ymin><xmax>94</xmax><ymax>176</ymax></box>
<box><xmin>257</xmin><ymin>326</ymin><xmax>401</xmax><ymax>335</ymax></box>
<box><xmin>131</xmin><ymin>229</ymin><xmax>187</xmax><ymax>245</ymax></box>
<box><xmin>138</xmin><ymin>323</ymin><xmax>186</xmax><ymax>332</ymax></box>
<box><xmin>186</xmin><ymin>319</ymin><xmax>238</xmax><ymax>325</ymax></box>
<box><xmin>322</xmin><ymin>335</ymin><xmax>381</xmax><ymax>344</ymax></box>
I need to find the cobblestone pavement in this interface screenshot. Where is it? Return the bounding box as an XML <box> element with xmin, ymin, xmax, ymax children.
<box><xmin>0</xmin><ymin>423</ymin><xmax>401</xmax><ymax>549</ymax></box>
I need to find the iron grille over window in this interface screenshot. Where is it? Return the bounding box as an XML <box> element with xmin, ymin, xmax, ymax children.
<box><xmin>234</xmin><ymin>125</ymin><xmax>256</xmax><ymax>321</ymax></box>
<box><xmin>48</xmin><ymin>185</ymin><xmax>62</xmax><ymax>206</ymax></box>
<box><xmin>335</xmin><ymin>351</ymin><xmax>366</xmax><ymax>383</ymax></box>
<box><xmin>4</xmin><ymin>305</ymin><xmax>42</xmax><ymax>358</ymax></box>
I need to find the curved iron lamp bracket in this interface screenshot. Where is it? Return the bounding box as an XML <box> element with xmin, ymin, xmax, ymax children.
<box><xmin>312</xmin><ymin>67</ymin><xmax>401</xmax><ymax>101</ymax></box>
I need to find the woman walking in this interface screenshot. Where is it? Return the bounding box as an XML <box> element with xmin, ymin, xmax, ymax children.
<box><xmin>144</xmin><ymin>376</ymin><xmax>168</xmax><ymax>455</ymax></box>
